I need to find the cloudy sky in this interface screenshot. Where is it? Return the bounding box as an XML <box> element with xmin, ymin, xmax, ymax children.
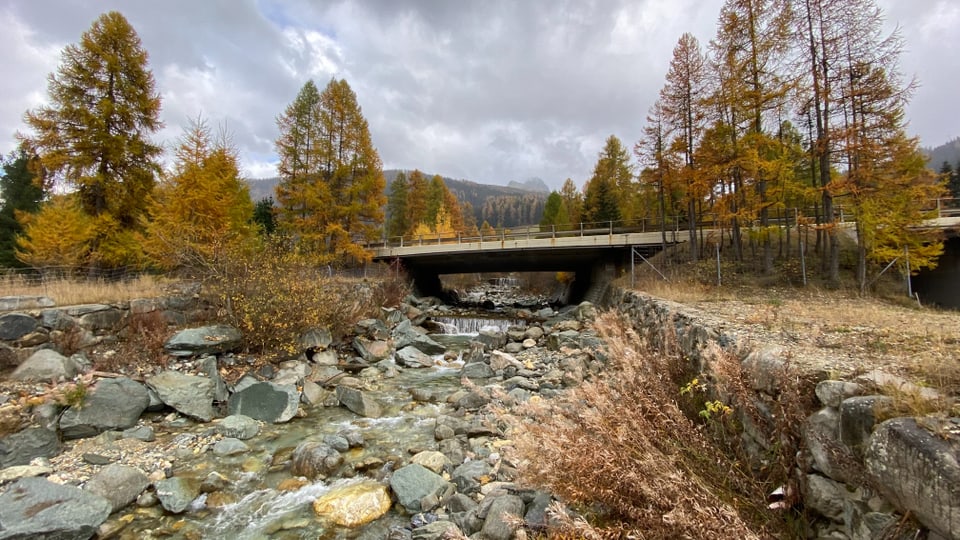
<box><xmin>1</xmin><ymin>0</ymin><xmax>957</xmax><ymax>190</ymax></box>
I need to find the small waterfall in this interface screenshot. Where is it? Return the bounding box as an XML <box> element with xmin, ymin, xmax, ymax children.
<box><xmin>489</xmin><ymin>277</ymin><xmax>522</xmax><ymax>288</ymax></box>
<box><xmin>202</xmin><ymin>481</ymin><xmax>341</xmax><ymax>538</ymax></box>
<box><xmin>431</xmin><ymin>316</ymin><xmax>520</xmax><ymax>335</ymax></box>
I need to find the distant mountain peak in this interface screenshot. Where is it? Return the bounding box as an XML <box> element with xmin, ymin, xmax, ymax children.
<box><xmin>507</xmin><ymin>177</ymin><xmax>550</xmax><ymax>193</ymax></box>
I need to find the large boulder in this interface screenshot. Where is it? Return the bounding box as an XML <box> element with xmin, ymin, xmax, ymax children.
<box><xmin>290</xmin><ymin>442</ymin><xmax>342</xmax><ymax>479</ymax></box>
<box><xmin>59</xmin><ymin>377</ymin><xmax>150</xmax><ymax>440</ymax></box>
<box><xmin>452</xmin><ymin>460</ymin><xmax>493</xmax><ymax>494</ymax></box>
<box><xmin>215</xmin><ymin>415</ymin><xmax>260</xmax><ymax>440</ymax></box>
<box><xmin>0</xmin><ymin>427</ymin><xmax>60</xmax><ymax>468</ymax></box>
<box><xmin>146</xmin><ymin>371</ymin><xmax>216</xmax><ymax>422</ymax></box>
<box><xmin>392</xmin><ymin>320</ymin><xmax>445</xmax><ymax>355</ymax></box>
<box><xmin>389</xmin><ymin>463</ymin><xmax>455</xmax><ymax>513</ymax></box>
<box><xmin>312</xmin><ymin>480</ymin><xmax>391</xmax><ymax>527</ymax></box>
<box><xmin>83</xmin><ymin>464</ymin><xmax>150</xmax><ymax>513</ymax></box>
<box><xmin>227</xmin><ymin>382</ymin><xmax>300</xmax><ymax>424</ymax></box>
<box><xmin>395</xmin><ymin>346</ymin><xmax>435</xmax><ymax>368</ymax></box>
<box><xmin>200</xmin><ymin>356</ymin><xmax>229</xmax><ymax>402</ymax></box>
<box><xmin>155</xmin><ymin>476</ymin><xmax>201</xmax><ymax>514</ymax></box>
<box><xmin>865</xmin><ymin>417</ymin><xmax>960</xmax><ymax>539</ymax></box>
<box><xmin>0</xmin><ymin>296</ymin><xmax>54</xmax><ymax>312</ymax></box>
<box><xmin>0</xmin><ymin>313</ymin><xmax>38</xmax><ymax>341</ymax></box>
<box><xmin>336</xmin><ymin>386</ymin><xmax>382</xmax><ymax>418</ymax></box>
<box><xmin>163</xmin><ymin>325</ymin><xmax>242</xmax><ymax>357</ymax></box>
<box><xmin>479</xmin><ymin>493</ymin><xmax>526</xmax><ymax>540</ymax></box>
<box><xmin>10</xmin><ymin>349</ymin><xmax>79</xmax><ymax>382</ymax></box>
<box><xmin>0</xmin><ymin>477</ymin><xmax>111</xmax><ymax>539</ymax></box>
<box><xmin>353</xmin><ymin>337</ymin><xmax>392</xmax><ymax>363</ymax></box>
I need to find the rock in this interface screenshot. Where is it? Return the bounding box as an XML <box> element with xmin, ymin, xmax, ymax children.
<box><xmin>411</xmin><ymin>521</ymin><xmax>463</xmax><ymax>540</ymax></box>
<box><xmin>389</xmin><ymin>463</ymin><xmax>455</xmax><ymax>513</ymax></box>
<box><xmin>323</xmin><ymin>434</ymin><xmax>350</xmax><ymax>452</ymax></box>
<box><xmin>301</xmin><ymin>380</ymin><xmax>327</xmax><ymax>406</ymax></box>
<box><xmin>552</xmin><ymin>320</ymin><xmax>581</xmax><ymax>332</ymax></box>
<box><xmin>476</xmin><ymin>328</ymin><xmax>507</xmax><ymax>351</ymax></box>
<box><xmin>200</xmin><ymin>356</ymin><xmax>229</xmax><ymax>402</ymax></box>
<box><xmin>865</xmin><ymin>418</ymin><xmax>960</xmax><ymax>539</ymax></box>
<box><xmin>340</xmin><ymin>429</ymin><xmax>365</xmax><ymax>448</ymax></box>
<box><xmin>122</xmin><ymin>425</ymin><xmax>155</xmax><ymax>442</ymax></box>
<box><xmin>411</xmin><ymin>451</ymin><xmax>451</xmax><ymax>474</ymax></box>
<box><xmin>524</xmin><ymin>491</ymin><xmax>554</xmax><ymax>530</ymax></box>
<box><xmin>311</xmin><ymin>348</ymin><xmax>339</xmax><ymax>366</ymax></box>
<box><xmin>163</xmin><ymin>324</ymin><xmax>242</xmax><ymax>357</ymax></box>
<box><xmin>356</xmin><ymin>318</ymin><xmax>390</xmax><ymax>340</ymax></box>
<box><xmin>740</xmin><ymin>347</ymin><xmax>788</xmax><ymax>395</ymax></box>
<box><xmin>227</xmin><ymin>381</ymin><xmax>300</xmax><ymax>424</ymax></box>
<box><xmin>839</xmin><ymin>395</ymin><xmax>894</xmax><ymax>454</ymax></box>
<box><xmin>0</xmin><ymin>296</ymin><xmax>54</xmax><ymax>312</ymax></box>
<box><xmin>290</xmin><ymin>442</ymin><xmax>342</xmax><ymax>479</ymax></box>
<box><xmin>0</xmin><ymin>343</ymin><xmax>16</xmax><ymax>368</ymax></box>
<box><xmin>312</xmin><ymin>480</ymin><xmax>391</xmax><ymax>527</ymax></box>
<box><xmin>274</xmin><ymin>360</ymin><xmax>310</xmax><ymax>386</ymax></box>
<box><xmin>856</xmin><ymin>369</ymin><xmax>944</xmax><ymax>405</ymax></box>
<box><xmin>147</xmin><ymin>371</ymin><xmax>216</xmax><ymax>422</ymax></box>
<box><xmin>576</xmin><ymin>301</ymin><xmax>598</xmax><ymax>321</ymax></box>
<box><xmin>815</xmin><ymin>380</ymin><xmax>863</xmax><ymax>408</ymax></box>
<box><xmin>77</xmin><ymin>307</ymin><xmax>123</xmax><ymax>332</ymax></box>
<box><xmin>452</xmin><ymin>460</ymin><xmax>493</xmax><ymax>494</ymax></box>
<box><xmin>154</xmin><ymin>476</ymin><xmax>201</xmax><ymax>514</ymax></box>
<box><xmin>434</xmin><ymin>424</ymin><xmax>456</xmax><ymax>441</ymax></box>
<box><xmin>10</xmin><ymin>349</ymin><xmax>79</xmax><ymax>382</ymax></box>
<box><xmin>0</xmin><ymin>477</ymin><xmax>111</xmax><ymax>539</ymax></box>
<box><xmin>460</xmin><ymin>362</ymin><xmax>495</xmax><ymax>380</ymax></box>
<box><xmin>84</xmin><ymin>464</ymin><xmax>150</xmax><ymax>513</ymax></box>
<box><xmin>521</xmin><ymin>338</ymin><xmax>537</xmax><ymax>349</ymax></box>
<box><xmin>802</xmin><ymin>407</ymin><xmax>862</xmax><ymax>485</ymax></box>
<box><xmin>523</xmin><ymin>326</ymin><xmax>544</xmax><ymax>341</ymax></box>
<box><xmin>547</xmin><ymin>330</ymin><xmax>581</xmax><ymax>351</ymax></box>
<box><xmin>453</xmin><ymin>389</ymin><xmax>490</xmax><ymax>410</ymax></box>
<box><xmin>17</xmin><ymin>330</ymin><xmax>49</xmax><ymax>348</ymax></box>
<box><xmin>803</xmin><ymin>474</ymin><xmax>847</xmax><ymax>521</ymax></box>
<box><xmin>59</xmin><ymin>377</ymin><xmax>150</xmax><ymax>440</ymax></box>
<box><xmin>395</xmin><ymin>346</ymin><xmax>435</xmax><ymax>368</ymax></box>
<box><xmin>479</xmin><ymin>494</ymin><xmax>525</xmax><ymax>540</ymax></box>
<box><xmin>0</xmin><ymin>427</ymin><xmax>60</xmax><ymax>468</ymax></box>
<box><xmin>300</xmin><ymin>327</ymin><xmax>333</xmax><ymax>352</ymax></box>
<box><xmin>0</xmin><ymin>464</ymin><xmax>52</xmax><ymax>483</ymax></box>
<box><xmin>82</xmin><ymin>453</ymin><xmax>113</xmax><ymax>465</ymax></box>
<box><xmin>489</xmin><ymin>350</ymin><xmax>522</xmax><ymax>372</ymax></box>
<box><xmin>503</xmin><ymin>342</ymin><xmax>524</xmax><ymax>354</ymax></box>
<box><xmin>0</xmin><ymin>313</ymin><xmax>38</xmax><ymax>341</ymax></box>
<box><xmin>213</xmin><ymin>438</ymin><xmax>249</xmax><ymax>456</ymax></box>
<box><xmin>336</xmin><ymin>386</ymin><xmax>382</xmax><ymax>418</ymax></box>
<box><xmin>353</xmin><ymin>337</ymin><xmax>392</xmax><ymax>363</ymax></box>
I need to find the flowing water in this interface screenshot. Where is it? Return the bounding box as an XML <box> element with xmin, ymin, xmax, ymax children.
<box><xmin>121</xmin><ymin>315</ymin><xmax>518</xmax><ymax>540</ymax></box>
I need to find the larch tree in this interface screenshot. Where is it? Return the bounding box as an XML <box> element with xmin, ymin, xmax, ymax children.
<box><xmin>386</xmin><ymin>171</ymin><xmax>410</xmax><ymax>239</ymax></box>
<box><xmin>405</xmin><ymin>169</ymin><xmax>429</xmax><ymax>236</ymax></box>
<box><xmin>17</xmin><ymin>195</ymin><xmax>95</xmax><ymax>269</ymax></box>
<box><xmin>19</xmin><ymin>11</ymin><xmax>162</xmax><ymax>269</ymax></box>
<box><xmin>661</xmin><ymin>33</ymin><xmax>709</xmax><ymax>260</ymax></box>
<box><xmin>144</xmin><ymin>117</ymin><xmax>255</xmax><ymax>271</ymax></box>
<box><xmin>636</xmin><ymin>100</ymin><xmax>675</xmax><ymax>252</ymax></box>
<box><xmin>0</xmin><ymin>150</ymin><xmax>44</xmax><ymax>268</ymax></box>
<box><xmin>274</xmin><ymin>78</ymin><xmax>385</xmax><ymax>264</ymax></box>
<box><xmin>559</xmin><ymin>178</ymin><xmax>583</xmax><ymax>228</ymax></box>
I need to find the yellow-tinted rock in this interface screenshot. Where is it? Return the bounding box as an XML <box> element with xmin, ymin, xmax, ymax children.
<box><xmin>312</xmin><ymin>481</ymin><xmax>391</xmax><ymax>527</ymax></box>
<box><xmin>277</xmin><ymin>477</ymin><xmax>310</xmax><ymax>492</ymax></box>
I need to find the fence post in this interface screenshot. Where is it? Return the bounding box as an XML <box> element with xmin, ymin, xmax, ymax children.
<box><xmin>905</xmin><ymin>246</ymin><xmax>912</xmax><ymax>297</ymax></box>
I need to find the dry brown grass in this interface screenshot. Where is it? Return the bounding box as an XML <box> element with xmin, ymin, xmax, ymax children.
<box><xmin>0</xmin><ymin>273</ymin><xmax>172</xmax><ymax>306</ymax></box>
<box><xmin>505</xmin><ymin>312</ymin><xmax>792</xmax><ymax>539</ymax></box>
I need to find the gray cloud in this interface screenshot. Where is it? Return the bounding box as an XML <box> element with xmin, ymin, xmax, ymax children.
<box><xmin>0</xmin><ymin>0</ymin><xmax>954</xmax><ymax>190</ymax></box>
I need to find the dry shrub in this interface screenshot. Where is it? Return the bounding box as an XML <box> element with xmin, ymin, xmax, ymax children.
<box><xmin>110</xmin><ymin>310</ymin><xmax>173</xmax><ymax>372</ymax></box>
<box><xmin>508</xmin><ymin>311</ymin><xmax>770</xmax><ymax>539</ymax></box>
<box><xmin>208</xmin><ymin>244</ymin><xmax>407</xmax><ymax>354</ymax></box>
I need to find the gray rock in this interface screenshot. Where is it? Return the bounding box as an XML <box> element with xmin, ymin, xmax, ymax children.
<box><xmin>216</xmin><ymin>415</ymin><xmax>260</xmax><ymax>440</ymax></box>
<box><xmin>547</xmin><ymin>330</ymin><xmax>581</xmax><ymax>351</ymax></box>
<box><xmin>200</xmin><ymin>356</ymin><xmax>229</xmax><ymax>402</ymax></box>
<box><xmin>454</xmin><ymin>389</ymin><xmax>490</xmax><ymax>410</ymax></box>
<box><xmin>290</xmin><ymin>442</ymin><xmax>342</xmax><ymax>479</ymax></box>
<box><xmin>356</xmin><ymin>318</ymin><xmax>390</xmax><ymax>340</ymax></box>
<box><xmin>0</xmin><ymin>427</ymin><xmax>60</xmax><ymax>468</ymax></box>
<box><xmin>340</xmin><ymin>429</ymin><xmax>365</xmax><ymax>448</ymax></box>
<box><xmin>155</xmin><ymin>476</ymin><xmax>201</xmax><ymax>514</ymax></box>
<box><xmin>273</xmin><ymin>360</ymin><xmax>310</xmax><ymax>386</ymax></box>
<box><xmin>476</xmin><ymin>328</ymin><xmax>507</xmax><ymax>351</ymax></box>
<box><xmin>865</xmin><ymin>418</ymin><xmax>960</xmax><ymax>539</ymax></box>
<box><xmin>0</xmin><ymin>313</ymin><xmax>38</xmax><ymax>341</ymax></box>
<box><xmin>523</xmin><ymin>326</ymin><xmax>544</xmax><ymax>341</ymax></box>
<box><xmin>479</xmin><ymin>494</ymin><xmax>525</xmax><ymax>540</ymax></box>
<box><xmin>410</xmin><ymin>333</ymin><xmax>445</xmax><ymax>356</ymax></box>
<box><xmin>310</xmin><ymin>348</ymin><xmax>338</xmax><ymax>366</ymax></box>
<box><xmin>524</xmin><ymin>491</ymin><xmax>554</xmax><ymax>530</ymax></box>
<box><xmin>228</xmin><ymin>381</ymin><xmax>300</xmax><ymax>424</ymax></box>
<box><xmin>0</xmin><ymin>343</ymin><xmax>16</xmax><ymax>368</ymax></box>
<box><xmin>336</xmin><ymin>386</ymin><xmax>382</xmax><ymax>418</ymax></box>
<box><xmin>389</xmin><ymin>463</ymin><xmax>455</xmax><ymax>513</ymax></box>
<box><xmin>803</xmin><ymin>474</ymin><xmax>847</xmax><ymax>521</ymax></box>
<box><xmin>802</xmin><ymin>407</ymin><xmax>861</xmax><ymax>485</ymax></box>
<box><xmin>10</xmin><ymin>349</ymin><xmax>78</xmax><ymax>382</ymax></box>
<box><xmin>213</xmin><ymin>438</ymin><xmax>249</xmax><ymax>456</ymax></box>
<box><xmin>411</xmin><ymin>521</ymin><xmax>463</xmax><ymax>540</ymax></box>
<box><xmin>395</xmin><ymin>345</ymin><xmax>435</xmax><ymax>368</ymax></box>
<box><xmin>460</xmin><ymin>362</ymin><xmax>495</xmax><ymax>380</ymax></box>
<box><xmin>59</xmin><ymin>377</ymin><xmax>150</xmax><ymax>440</ymax></box>
<box><xmin>300</xmin><ymin>327</ymin><xmax>333</xmax><ymax>351</ymax></box>
<box><xmin>353</xmin><ymin>337</ymin><xmax>392</xmax><ymax>363</ymax></box>
<box><xmin>815</xmin><ymin>380</ymin><xmax>862</xmax><ymax>408</ymax></box>
<box><xmin>84</xmin><ymin>464</ymin><xmax>149</xmax><ymax>513</ymax></box>
<box><xmin>0</xmin><ymin>296</ymin><xmax>54</xmax><ymax>312</ymax></box>
<box><xmin>447</xmin><ymin>492</ymin><xmax>478</xmax><ymax>513</ymax></box>
<box><xmin>503</xmin><ymin>342</ymin><xmax>524</xmax><ymax>354</ymax></box>
<box><xmin>163</xmin><ymin>325</ymin><xmax>242</xmax><ymax>357</ymax></box>
<box><xmin>40</xmin><ymin>309</ymin><xmax>76</xmax><ymax>331</ymax></box>
<box><xmin>323</xmin><ymin>434</ymin><xmax>350</xmax><ymax>452</ymax></box>
<box><xmin>840</xmin><ymin>395</ymin><xmax>894</xmax><ymax>454</ymax></box>
<box><xmin>146</xmin><ymin>371</ymin><xmax>216</xmax><ymax>422</ymax></box>
<box><xmin>300</xmin><ymin>380</ymin><xmax>327</xmax><ymax>406</ymax></box>
<box><xmin>575</xmin><ymin>301</ymin><xmax>598</xmax><ymax>321</ymax></box>
<box><xmin>0</xmin><ymin>464</ymin><xmax>52</xmax><ymax>483</ymax></box>
<box><xmin>489</xmin><ymin>350</ymin><xmax>522</xmax><ymax>371</ymax></box>
<box><xmin>78</xmin><ymin>307</ymin><xmax>123</xmax><ymax>332</ymax></box>
<box><xmin>740</xmin><ymin>347</ymin><xmax>788</xmax><ymax>395</ymax></box>
<box><xmin>452</xmin><ymin>460</ymin><xmax>493</xmax><ymax>494</ymax></box>
<box><xmin>121</xmin><ymin>425</ymin><xmax>155</xmax><ymax>442</ymax></box>
<box><xmin>0</xmin><ymin>477</ymin><xmax>111</xmax><ymax>539</ymax></box>
<box><xmin>65</xmin><ymin>304</ymin><xmax>112</xmax><ymax>317</ymax></box>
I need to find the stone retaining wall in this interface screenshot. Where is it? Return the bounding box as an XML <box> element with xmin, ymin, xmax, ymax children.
<box><xmin>606</xmin><ymin>288</ymin><xmax>960</xmax><ymax>540</ymax></box>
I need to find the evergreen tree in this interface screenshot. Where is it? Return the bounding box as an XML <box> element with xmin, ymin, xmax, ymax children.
<box><xmin>274</xmin><ymin>78</ymin><xmax>385</xmax><ymax>264</ymax></box>
<box><xmin>582</xmin><ymin>136</ymin><xmax>628</xmax><ymax>224</ymax></box>
<box><xmin>144</xmin><ymin>117</ymin><xmax>255</xmax><ymax>271</ymax></box>
<box><xmin>559</xmin><ymin>178</ymin><xmax>583</xmax><ymax>227</ymax></box>
<box><xmin>20</xmin><ymin>11</ymin><xmax>162</xmax><ymax>269</ymax></box>
<box><xmin>253</xmin><ymin>197</ymin><xmax>276</xmax><ymax>235</ymax></box>
<box><xmin>406</xmin><ymin>169</ymin><xmax>429</xmax><ymax>234</ymax></box>
<box><xmin>386</xmin><ymin>171</ymin><xmax>410</xmax><ymax>239</ymax></box>
<box><xmin>952</xmin><ymin>161</ymin><xmax>960</xmax><ymax>201</ymax></box>
<box><xmin>0</xmin><ymin>151</ymin><xmax>44</xmax><ymax>267</ymax></box>
<box><xmin>540</xmin><ymin>191</ymin><xmax>563</xmax><ymax>228</ymax></box>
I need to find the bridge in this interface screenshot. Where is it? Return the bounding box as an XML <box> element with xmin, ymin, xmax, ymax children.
<box><xmin>371</xmin><ymin>201</ymin><xmax>960</xmax><ymax>303</ymax></box>
<box><xmin>371</xmin><ymin>220</ymin><xmax>687</xmax><ymax>301</ymax></box>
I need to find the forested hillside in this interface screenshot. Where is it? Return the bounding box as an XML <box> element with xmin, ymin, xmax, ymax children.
<box><xmin>925</xmin><ymin>138</ymin><xmax>960</xmax><ymax>169</ymax></box>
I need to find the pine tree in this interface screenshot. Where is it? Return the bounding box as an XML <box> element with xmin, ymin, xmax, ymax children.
<box><xmin>559</xmin><ymin>178</ymin><xmax>583</xmax><ymax>227</ymax></box>
<box><xmin>582</xmin><ymin>136</ymin><xmax>628</xmax><ymax>224</ymax></box>
<box><xmin>144</xmin><ymin>117</ymin><xmax>255</xmax><ymax>271</ymax></box>
<box><xmin>20</xmin><ymin>11</ymin><xmax>162</xmax><ymax>269</ymax></box>
<box><xmin>386</xmin><ymin>171</ymin><xmax>410</xmax><ymax>239</ymax></box>
<box><xmin>0</xmin><ymin>151</ymin><xmax>44</xmax><ymax>267</ymax></box>
<box><xmin>406</xmin><ymin>169</ymin><xmax>429</xmax><ymax>235</ymax></box>
<box><xmin>540</xmin><ymin>191</ymin><xmax>563</xmax><ymax>228</ymax></box>
<box><xmin>274</xmin><ymin>78</ymin><xmax>385</xmax><ymax>264</ymax></box>
<box><xmin>253</xmin><ymin>198</ymin><xmax>276</xmax><ymax>235</ymax></box>
<box><xmin>636</xmin><ymin>100</ymin><xmax>675</xmax><ymax>252</ymax></box>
